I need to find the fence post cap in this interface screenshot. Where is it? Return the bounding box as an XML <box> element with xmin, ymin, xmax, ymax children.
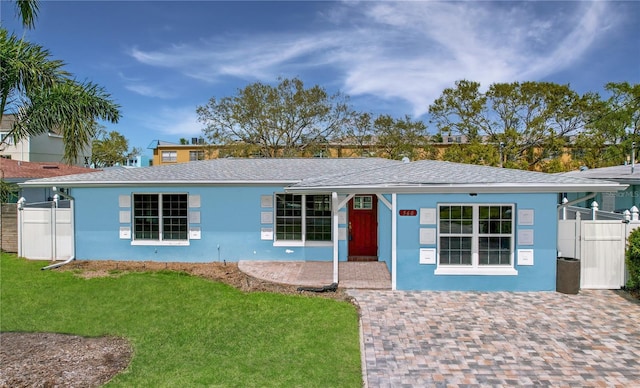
<box><xmin>591</xmin><ymin>201</ymin><xmax>599</xmax><ymax>209</ymax></box>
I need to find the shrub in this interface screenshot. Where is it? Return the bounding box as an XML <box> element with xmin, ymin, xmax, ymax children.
<box><xmin>626</xmin><ymin>227</ymin><xmax>640</xmax><ymax>290</ymax></box>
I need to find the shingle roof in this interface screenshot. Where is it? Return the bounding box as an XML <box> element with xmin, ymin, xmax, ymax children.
<box><xmin>289</xmin><ymin>160</ymin><xmax>625</xmax><ymax>193</ymax></box>
<box><xmin>560</xmin><ymin>164</ymin><xmax>640</xmax><ymax>183</ymax></box>
<box><xmin>20</xmin><ymin>158</ymin><xmax>400</xmax><ymax>186</ymax></box>
<box><xmin>0</xmin><ymin>158</ymin><xmax>97</xmax><ymax>180</ymax></box>
<box><xmin>19</xmin><ymin>158</ymin><xmax>625</xmax><ymax>193</ymax></box>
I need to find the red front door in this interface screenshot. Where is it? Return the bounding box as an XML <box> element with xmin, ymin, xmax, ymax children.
<box><xmin>348</xmin><ymin>195</ymin><xmax>378</xmax><ymax>260</ymax></box>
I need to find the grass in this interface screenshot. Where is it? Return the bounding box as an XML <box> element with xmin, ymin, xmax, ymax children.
<box><xmin>0</xmin><ymin>254</ymin><xmax>362</xmax><ymax>387</ymax></box>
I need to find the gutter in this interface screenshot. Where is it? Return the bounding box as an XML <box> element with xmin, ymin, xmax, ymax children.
<box><xmin>19</xmin><ymin>180</ymin><xmax>303</xmax><ymax>188</ymax></box>
<box><xmin>285</xmin><ymin>183</ymin><xmax>627</xmax><ymax>195</ymax></box>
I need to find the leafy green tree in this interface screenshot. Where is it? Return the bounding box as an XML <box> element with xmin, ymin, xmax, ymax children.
<box><xmin>429</xmin><ymin>80</ymin><xmax>591</xmax><ymax>171</ymax></box>
<box><xmin>91</xmin><ymin>129</ymin><xmax>140</xmax><ymax>167</ymax></box>
<box><xmin>341</xmin><ymin>112</ymin><xmax>375</xmax><ymax>157</ymax></box>
<box><xmin>374</xmin><ymin>114</ymin><xmax>431</xmax><ymax>160</ymax></box>
<box><xmin>13</xmin><ymin>0</ymin><xmax>39</xmax><ymax>29</ymax></box>
<box><xmin>573</xmin><ymin>82</ymin><xmax>640</xmax><ymax>168</ymax></box>
<box><xmin>626</xmin><ymin>227</ymin><xmax>640</xmax><ymax>291</ymax></box>
<box><xmin>429</xmin><ymin>80</ymin><xmax>488</xmax><ymax>143</ymax></box>
<box><xmin>430</xmin><ymin>132</ymin><xmax>443</xmax><ymax>143</ymax></box>
<box><xmin>441</xmin><ymin>141</ymin><xmax>500</xmax><ymax>166</ymax></box>
<box><xmin>0</xmin><ymin>180</ymin><xmax>19</xmax><ymax>203</ymax></box>
<box><xmin>1</xmin><ymin>8</ymin><xmax>120</xmax><ymax>164</ymax></box>
<box><xmin>197</xmin><ymin>77</ymin><xmax>354</xmax><ymax>158</ymax></box>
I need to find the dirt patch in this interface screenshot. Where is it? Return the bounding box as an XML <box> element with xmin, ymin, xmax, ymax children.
<box><xmin>63</xmin><ymin>260</ymin><xmax>352</xmax><ymax>301</ymax></box>
<box><xmin>1</xmin><ymin>260</ymin><xmax>353</xmax><ymax>387</ymax></box>
<box><xmin>0</xmin><ymin>332</ymin><xmax>132</xmax><ymax>388</ymax></box>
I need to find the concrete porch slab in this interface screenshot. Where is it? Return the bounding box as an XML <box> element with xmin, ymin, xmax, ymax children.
<box><xmin>238</xmin><ymin>260</ymin><xmax>391</xmax><ymax>289</ymax></box>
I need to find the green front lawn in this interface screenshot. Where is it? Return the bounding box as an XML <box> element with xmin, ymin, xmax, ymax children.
<box><xmin>0</xmin><ymin>254</ymin><xmax>361</xmax><ymax>387</ymax></box>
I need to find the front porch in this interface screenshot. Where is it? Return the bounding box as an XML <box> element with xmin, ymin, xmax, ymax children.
<box><xmin>238</xmin><ymin>261</ymin><xmax>391</xmax><ymax>289</ymax></box>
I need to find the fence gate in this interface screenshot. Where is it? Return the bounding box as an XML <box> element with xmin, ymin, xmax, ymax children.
<box><xmin>580</xmin><ymin>221</ymin><xmax>626</xmax><ymax>289</ymax></box>
<box><xmin>18</xmin><ymin>200</ymin><xmax>74</xmax><ymax>260</ymax></box>
<box><xmin>558</xmin><ymin>205</ymin><xmax>634</xmax><ymax>290</ymax></box>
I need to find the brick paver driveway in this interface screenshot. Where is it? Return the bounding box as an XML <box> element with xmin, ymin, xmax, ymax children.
<box><xmin>348</xmin><ymin>290</ymin><xmax>640</xmax><ymax>387</ymax></box>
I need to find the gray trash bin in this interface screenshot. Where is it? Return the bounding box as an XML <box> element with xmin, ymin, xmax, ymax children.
<box><xmin>556</xmin><ymin>257</ymin><xmax>580</xmax><ymax>294</ymax></box>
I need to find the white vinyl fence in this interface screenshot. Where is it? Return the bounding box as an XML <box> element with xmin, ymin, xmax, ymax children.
<box><xmin>17</xmin><ymin>197</ymin><xmax>74</xmax><ymax>260</ymax></box>
<box><xmin>558</xmin><ymin>200</ymin><xmax>638</xmax><ymax>289</ymax></box>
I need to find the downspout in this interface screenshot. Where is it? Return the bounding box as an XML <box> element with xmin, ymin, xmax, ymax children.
<box><xmin>41</xmin><ymin>255</ymin><xmax>75</xmax><ymax>270</ymax></box>
<box><xmin>42</xmin><ymin>187</ymin><xmax>76</xmax><ymax>270</ymax></box>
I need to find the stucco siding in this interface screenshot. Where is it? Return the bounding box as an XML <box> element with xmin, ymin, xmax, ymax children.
<box><xmin>393</xmin><ymin>192</ymin><xmax>558</xmax><ymax>291</ymax></box>
<box><xmin>72</xmin><ymin>186</ymin><xmax>334</xmax><ymax>262</ymax></box>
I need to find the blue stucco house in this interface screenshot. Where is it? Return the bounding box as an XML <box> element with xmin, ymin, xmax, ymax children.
<box><xmin>20</xmin><ymin>158</ymin><xmax>624</xmax><ymax>291</ymax></box>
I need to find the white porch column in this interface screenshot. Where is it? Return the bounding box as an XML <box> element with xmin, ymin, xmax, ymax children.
<box><xmin>332</xmin><ymin>192</ymin><xmax>339</xmax><ymax>284</ymax></box>
<box><xmin>391</xmin><ymin>193</ymin><xmax>397</xmax><ymax>290</ymax></box>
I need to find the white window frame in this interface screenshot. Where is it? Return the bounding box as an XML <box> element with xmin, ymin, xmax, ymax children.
<box><xmin>161</xmin><ymin>151</ymin><xmax>177</xmax><ymax>163</ymax></box>
<box><xmin>435</xmin><ymin>203</ymin><xmax>517</xmax><ymax>276</ymax></box>
<box><xmin>131</xmin><ymin>193</ymin><xmax>190</xmax><ymax>246</ymax></box>
<box><xmin>273</xmin><ymin>193</ymin><xmax>332</xmax><ymax>247</ymax></box>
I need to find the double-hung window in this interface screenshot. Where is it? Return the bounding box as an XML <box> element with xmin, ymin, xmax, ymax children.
<box><xmin>161</xmin><ymin>151</ymin><xmax>177</xmax><ymax>162</ymax></box>
<box><xmin>275</xmin><ymin>194</ymin><xmax>331</xmax><ymax>245</ymax></box>
<box><xmin>133</xmin><ymin>193</ymin><xmax>188</xmax><ymax>244</ymax></box>
<box><xmin>436</xmin><ymin>204</ymin><xmax>516</xmax><ymax>275</ymax></box>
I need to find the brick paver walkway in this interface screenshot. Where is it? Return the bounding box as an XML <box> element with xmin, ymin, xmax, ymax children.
<box><xmin>348</xmin><ymin>289</ymin><xmax>640</xmax><ymax>387</ymax></box>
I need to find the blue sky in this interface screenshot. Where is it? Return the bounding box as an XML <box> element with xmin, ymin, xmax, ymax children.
<box><xmin>1</xmin><ymin>1</ymin><xmax>639</xmax><ymax>157</ymax></box>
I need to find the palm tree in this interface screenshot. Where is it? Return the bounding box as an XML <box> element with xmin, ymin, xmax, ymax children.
<box><xmin>1</xmin><ymin>15</ymin><xmax>120</xmax><ymax>163</ymax></box>
<box><xmin>14</xmin><ymin>0</ymin><xmax>40</xmax><ymax>29</ymax></box>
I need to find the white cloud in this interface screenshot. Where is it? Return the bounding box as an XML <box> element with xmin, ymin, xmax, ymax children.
<box><xmin>128</xmin><ymin>1</ymin><xmax>614</xmax><ymax>117</ymax></box>
<box><xmin>141</xmin><ymin>106</ymin><xmax>202</xmax><ymax>139</ymax></box>
<box><xmin>124</xmin><ymin>84</ymin><xmax>173</xmax><ymax>99</ymax></box>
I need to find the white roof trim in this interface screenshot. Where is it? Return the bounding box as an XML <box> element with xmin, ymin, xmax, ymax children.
<box><xmin>285</xmin><ymin>182</ymin><xmax>628</xmax><ymax>194</ymax></box>
<box><xmin>19</xmin><ymin>180</ymin><xmax>302</xmax><ymax>188</ymax></box>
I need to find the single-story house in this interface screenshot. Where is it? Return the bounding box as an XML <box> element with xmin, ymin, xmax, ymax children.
<box><xmin>560</xmin><ymin>164</ymin><xmax>640</xmax><ymax>212</ymax></box>
<box><xmin>20</xmin><ymin>158</ymin><xmax>625</xmax><ymax>291</ymax></box>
